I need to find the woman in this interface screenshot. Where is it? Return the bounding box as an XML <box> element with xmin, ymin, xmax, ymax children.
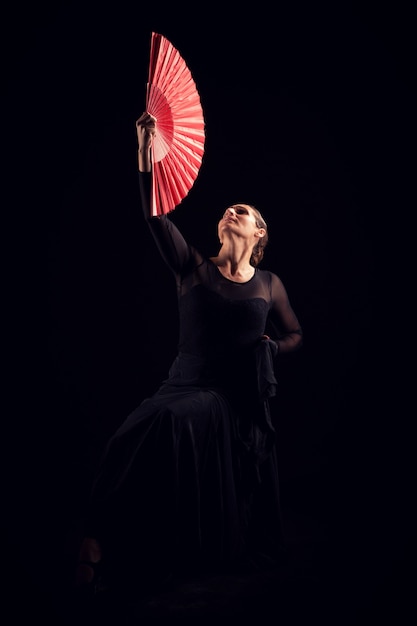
<box><xmin>75</xmin><ymin>112</ymin><xmax>303</xmax><ymax>594</ymax></box>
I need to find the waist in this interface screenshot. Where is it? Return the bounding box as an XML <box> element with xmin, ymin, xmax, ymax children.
<box><xmin>165</xmin><ymin>351</ymin><xmax>256</xmax><ymax>390</ymax></box>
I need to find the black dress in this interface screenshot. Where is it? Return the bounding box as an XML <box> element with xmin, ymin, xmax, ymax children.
<box><xmin>84</xmin><ymin>172</ymin><xmax>302</xmax><ymax>588</ymax></box>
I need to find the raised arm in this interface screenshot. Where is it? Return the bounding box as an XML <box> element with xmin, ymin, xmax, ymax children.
<box><xmin>136</xmin><ymin>112</ymin><xmax>192</xmax><ymax>275</ymax></box>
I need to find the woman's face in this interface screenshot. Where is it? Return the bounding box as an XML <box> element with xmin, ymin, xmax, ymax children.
<box><xmin>218</xmin><ymin>204</ymin><xmax>264</xmax><ymax>243</ymax></box>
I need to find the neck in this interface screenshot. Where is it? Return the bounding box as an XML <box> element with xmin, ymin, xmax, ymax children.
<box><xmin>210</xmin><ymin>242</ymin><xmax>255</xmax><ymax>281</ymax></box>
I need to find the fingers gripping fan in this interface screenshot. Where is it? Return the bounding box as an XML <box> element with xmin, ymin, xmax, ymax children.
<box><xmin>146</xmin><ymin>32</ymin><xmax>206</xmax><ymax>216</ymax></box>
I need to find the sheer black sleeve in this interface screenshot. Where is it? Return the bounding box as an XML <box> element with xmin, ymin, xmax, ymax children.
<box><xmin>138</xmin><ymin>171</ymin><xmax>192</xmax><ymax>275</ymax></box>
<box><xmin>268</xmin><ymin>272</ymin><xmax>303</xmax><ymax>354</ymax></box>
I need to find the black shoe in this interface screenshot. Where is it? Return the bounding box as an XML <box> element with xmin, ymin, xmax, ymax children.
<box><xmin>75</xmin><ymin>560</ymin><xmax>107</xmax><ymax>597</ymax></box>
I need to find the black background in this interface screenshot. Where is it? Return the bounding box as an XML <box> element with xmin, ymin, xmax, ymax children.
<box><xmin>4</xmin><ymin>1</ymin><xmax>415</xmax><ymax>624</ymax></box>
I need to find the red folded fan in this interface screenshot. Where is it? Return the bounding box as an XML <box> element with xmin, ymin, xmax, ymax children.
<box><xmin>145</xmin><ymin>32</ymin><xmax>206</xmax><ymax>216</ymax></box>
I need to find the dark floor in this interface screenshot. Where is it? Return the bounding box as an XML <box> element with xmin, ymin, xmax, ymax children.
<box><xmin>5</xmin><ymin>503</ymin><xmax>415</xmax><ymax>626</ymax></box>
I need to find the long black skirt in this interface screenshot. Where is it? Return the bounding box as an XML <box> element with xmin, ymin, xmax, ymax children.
<box><xmin>84</xmin><ymin>381</ymin><xmax>285</xmax><ymax>587</ymax></box>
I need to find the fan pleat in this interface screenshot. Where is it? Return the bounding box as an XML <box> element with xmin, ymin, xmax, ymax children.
<box><xmin>145</xmin><ymin>32</ymin><xmax>205</xmax><ymax>216</ymax></box>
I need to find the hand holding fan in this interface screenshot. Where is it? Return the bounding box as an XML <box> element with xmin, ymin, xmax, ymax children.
<box><xmin>145</xmin><ymin>32</ymin><xmax>205</xmax><ymax>216</ymax></box>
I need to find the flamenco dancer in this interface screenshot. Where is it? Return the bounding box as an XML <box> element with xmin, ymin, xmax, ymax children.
<box><xmin>75</xmin><ymin>112</ymin><xmax>303</xmax><ymax>595</ymax></box>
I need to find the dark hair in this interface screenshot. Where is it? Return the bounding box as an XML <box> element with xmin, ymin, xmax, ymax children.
<box><xmin>249</xmin><ymin>205</ymin><xmax>269</xmax><ymax>267</ymax></box>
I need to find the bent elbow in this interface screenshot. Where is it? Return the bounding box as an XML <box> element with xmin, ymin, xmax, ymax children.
<box><xmin>294</xmin><ymin>330</ymin><xmax>303</xmax><ymax>351</ymax></box>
